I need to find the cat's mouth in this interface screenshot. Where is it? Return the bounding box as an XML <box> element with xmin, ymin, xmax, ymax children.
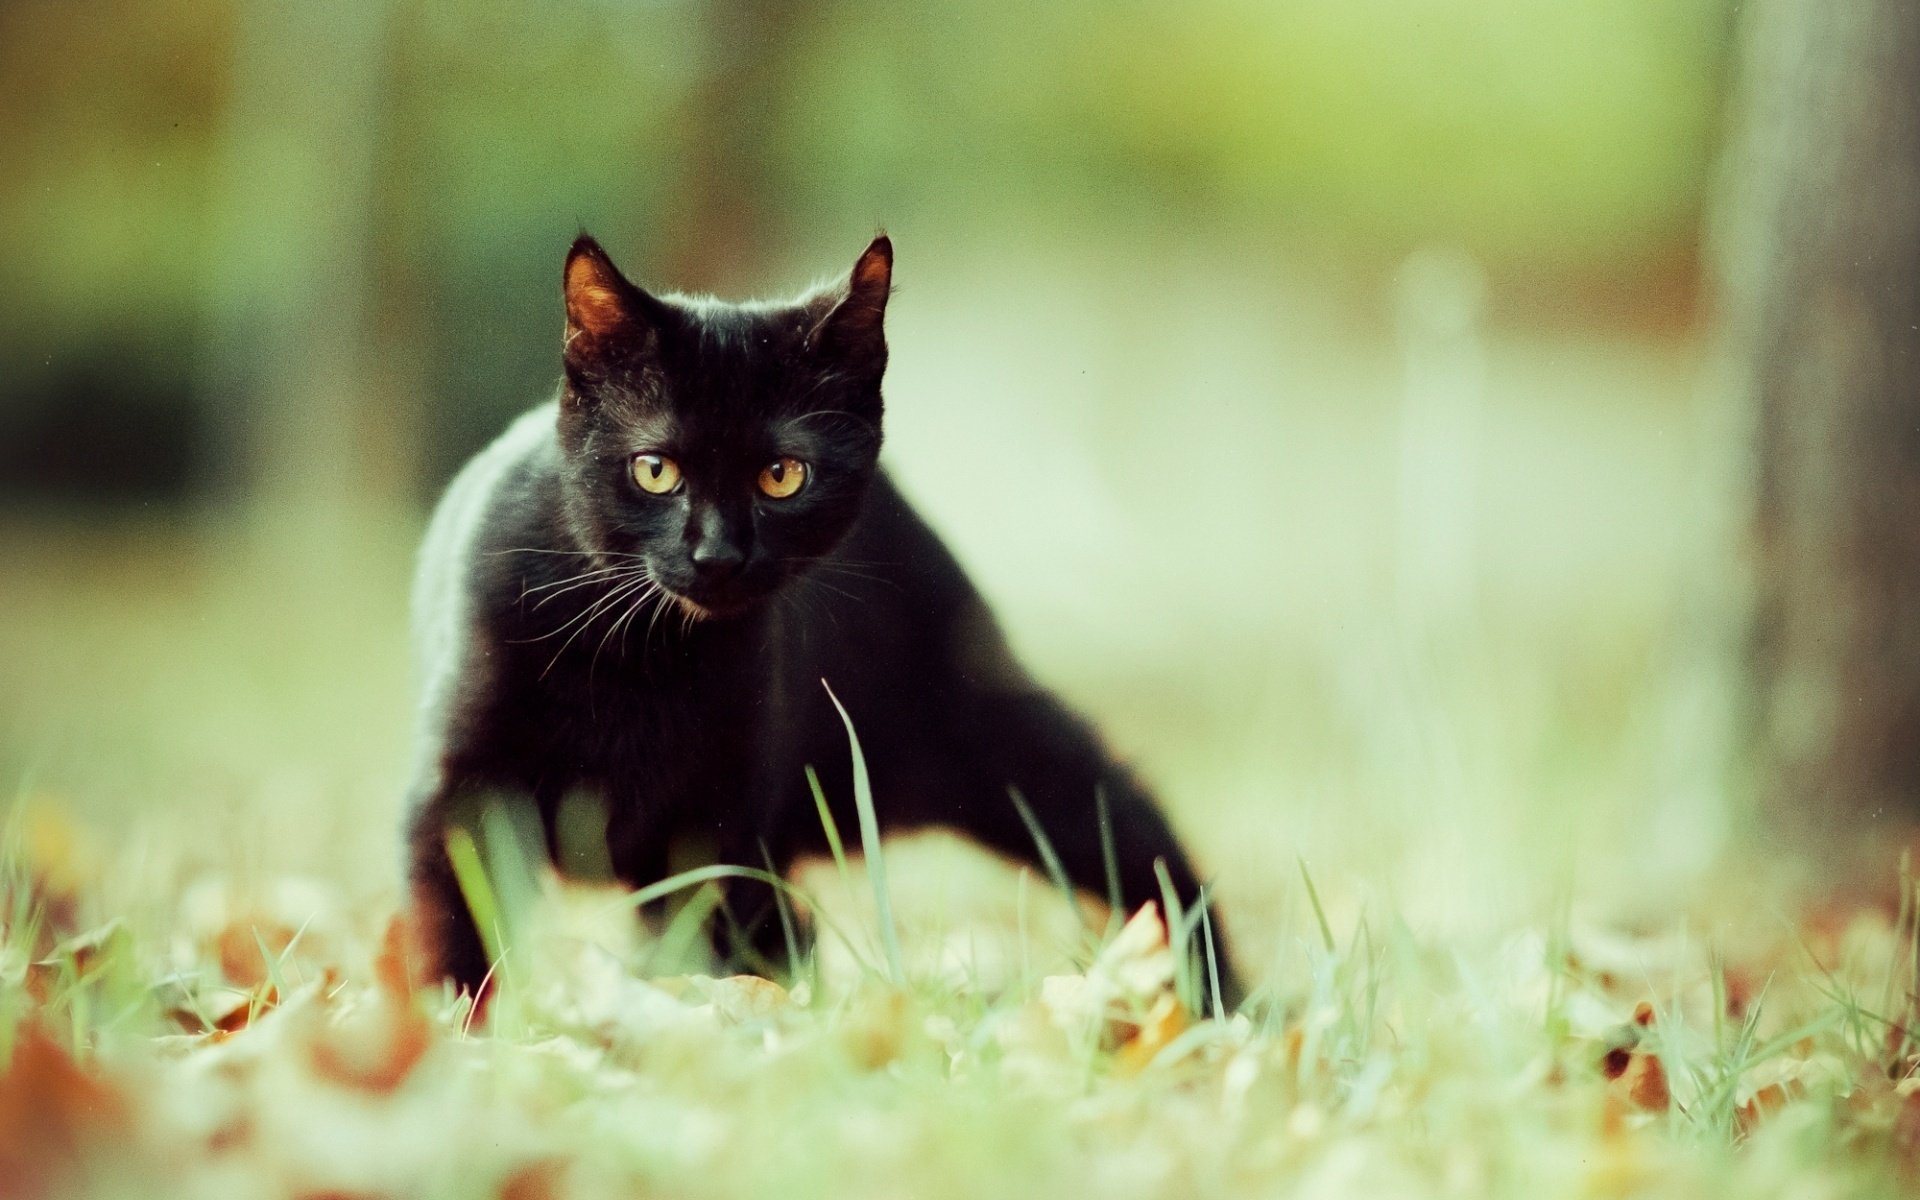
<box><xmin>670</xmin><ymin>593</ymin><xmax>713</xmax><ymax>621</ymax></box>
<box><xmin>650</xmin><ymin>561</ymin><xmax>781</xmax><ymax>621</ymax></box>
<box><xmin>661</xmin><ymin>581</ymin><xmax>763</xmax><ymax>621</ymax></box>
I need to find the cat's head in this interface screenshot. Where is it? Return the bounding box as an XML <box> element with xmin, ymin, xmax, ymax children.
<box><xmin>553</xmin><ymin>234</ymin><xmax>892</xmax><ymax>619</ymax></box>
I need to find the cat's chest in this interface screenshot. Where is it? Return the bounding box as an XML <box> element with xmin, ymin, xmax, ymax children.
<box><xmin>518</xmin><ymin>641</ymin><xmax>771</xmax><ymax>788</ymax></box>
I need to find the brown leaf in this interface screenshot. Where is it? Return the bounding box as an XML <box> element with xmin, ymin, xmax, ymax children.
<box><xmin>1893</xmin><ymin>1090</ymin><xmax>1920</xmax><ymax>1180</ymax></box>
<box><xmin>1115</xmin><ymin>991</ymin><xmax>1189</xmax><ymax>1074</ymax></box>
<box><xmin>1625</xmin><ymin>1052</ymin><xmax>1670</xmax><ymax>1111</ymax></box>
<box><xmin>309</xmin><ymin>992</ymin><xmax>434</xmax><ymax>1095</ymax></box>
<box><xmin>1039</xmin><ymin>903</ymin><xmax>1179</xmax><ymax>1054</ymax></box>
<box><xmin>837</xmin><ymin>988</ymin><xmax>916</xmax><ymax>1071</ymax></box>
<box><xmin>1887</xmin><ymin>1019</ymin><xmax>1915</xmax><ymax>1068</ymax></box>
<box><xmin>211</xmin><ymin>986</ymin><xmax>275</xmax><ymax>1033</ymax></box>
<box><xmin>500</xmin><ymin>1158</ymin><xmax>569</xmax><ymax>1200</ymax></box>
<box><xmin>1723</xmin><ymin>966</ymin><xmax>1756</xmax><ymax>1021</ymax></box>
<box><xmin>0</xmin><ymin>1026</ymin><xmax>132</xmax><ymax>1199</ymax></box>
<box><xmin>1735</xmin><ymin>1081</ymin><xmax>1800</xmax><ymax>1137</ymax></box>
<box><xmin>696</xmin><ymin>974</ymin><xmax>791</xmax><ymax>1025</ymax></box>
<box><xmin>1282</xmin><ymin>1024</ymin><xmax>1305</xmax><ymax>1072</ymax></box>
<box><xmin>374</xmin><ymin>912</ymin><xmax>417</xmax><ymax>1001</ymax></box>
<box><xmin>217</xmin><ymin>920</ymin><xmax>296</xmax><ymax>990</ymax></box>
<box><xmin>1601</xmin><ymin>1046</ymin><xmax>1632</xmax><ymax>1080</ymax></box>
<box><xmin>291</xmin><ymin>916</ymin><xmax>433</xmax><ymax>1092</ymax></box>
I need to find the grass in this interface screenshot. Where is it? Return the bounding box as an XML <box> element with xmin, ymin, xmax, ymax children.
<box><xmin>7</xmin><ymin>777</ymin><xmax>1920</xmax><ymax>1199</ymax></box>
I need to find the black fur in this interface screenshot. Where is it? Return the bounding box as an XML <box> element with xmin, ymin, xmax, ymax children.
<box><xmin>404</xmin><ymin>235</ymin><xmax>1240</xmax><ymax>1009</ymax></box>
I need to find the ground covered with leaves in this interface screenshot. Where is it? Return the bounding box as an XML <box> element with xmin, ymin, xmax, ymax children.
<box><xmin>5</xmin><ymin>804</ymin><xmax>1920</xmax><ymax>1200</ymax></box>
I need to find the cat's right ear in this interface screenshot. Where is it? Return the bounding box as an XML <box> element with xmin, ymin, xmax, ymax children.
<box><xmin>563</xmin><ymin>235</ymin><xmax>661</xmax><ymax>373</ymax></box>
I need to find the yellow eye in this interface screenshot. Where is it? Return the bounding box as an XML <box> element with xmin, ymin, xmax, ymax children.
<box><xmin>631</xmin><ymin>454</ymin><xmax>682</xmax><ymax>495</ymax></box>
<box><xmin>757</xmin><ymin>457</ymin><xmax>808</xmax><ymax>499</ymax></box>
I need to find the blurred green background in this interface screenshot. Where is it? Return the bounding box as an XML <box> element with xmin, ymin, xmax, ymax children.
<box><xmin>0</xmin><ymin>0</ymin><xmax>1746</xmax><ymax>967</ymax></box>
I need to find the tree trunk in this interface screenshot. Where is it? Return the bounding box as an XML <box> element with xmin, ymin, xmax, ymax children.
<box><xmin>1714</xmin><ymin>0</ymin><xmax>1920</xmax><ymax>844</ymax></box>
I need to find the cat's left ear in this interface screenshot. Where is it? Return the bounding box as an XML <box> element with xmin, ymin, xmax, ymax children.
<box><xmin>810</xmin><ymin>236</ymin><xmax>892</xmax><ymax>373</ymax></box>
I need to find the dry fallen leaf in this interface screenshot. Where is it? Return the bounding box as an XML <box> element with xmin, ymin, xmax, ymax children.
<box><xmin>214</xmin><ymin>984</ymin><xmax>277</xmax><ymax>1034</ymax></box>
<box><xmin>217</xmin><ymin>921</ymin><xmax>294</xmax><ymax>990</ymax></box>
<box><xmin>499</xmin><ymin>1156</ymin><xmax>569</xmax><ymax>1200</ymax></box>
<box><xmin>838</xmin><ymin>987</ymin><xmax>917</xmax><ymax>1070</ymax></box>
<box><xmin>1114</xmin><ymin>991</ymin><xmax>1189</xmax><ymax>1074</ymax></box>
<box><xmin>1893</xmin><ymin>1089</ymin><xmax>1920</xmax><ymax>1181</ymax></box>
<box><xmin>0</xmin><ymin>1025</ymin><xmax>133</xmax><ymax>1200</ymax></box>
<box><xmin>1626</xmin><ymin>1051</ymin><xmax>1670</xmax><ymax>1111</ymax></box>
<box><xmin>1042</xmin><ymin>903</ymin><xmax>1174</xmax><ymax>1034</ymax></box>
<box><xmin>693</xmin><ymin>974</ymin><xmax>792</xmax><ymax>1025</ymax></box>
<box><xmin>373</xmin><ymin>912</ymin><xmax>417</xmax><ymax>1001</ymax></box>
<box><xmin>1600</xmin><ymin>1045</ymin><xmax>1669</xmax><ymax>1137</ymax></box>
<box><xmin>309</xmin><ymin>917</ymin><xmax>434</xmax><ymax>1094</ymax></box>
<box><xmin>1736</xmin><ymin>1081</ymin><xmax>1799</xmax><ymax>1136</ymax></box>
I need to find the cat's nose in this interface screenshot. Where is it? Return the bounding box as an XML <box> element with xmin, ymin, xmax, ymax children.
<box><xmin>689</xmin><ymin>540</ymin><xmax>745</xmax><ymax>581</ymax></box>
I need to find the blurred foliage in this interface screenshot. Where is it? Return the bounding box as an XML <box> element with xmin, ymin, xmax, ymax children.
<box><xmin>0</xmin><ymin>0</ymin><xmax>1731</xmax><ymax>502</ymax></box>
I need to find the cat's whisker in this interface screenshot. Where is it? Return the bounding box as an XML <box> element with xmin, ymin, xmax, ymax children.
<box><xmin>593</xmin><ymin>580</ymin><xmax>660</xmax><ymax>673</ymax></box>
<box><xmin>804</xmin><ymin>577</ymin><xmax>865</xmax><ymax>606</ymax></box>
<box><xmin>810</xmin><ymin>556</ymin><xmax>901</xmax><ymax>570</ymax></box>
<box><xmin>810</xmin><ymin>563</ymin><xmax>890</xmax><ymax>584</ymax></box>
<box><xmin>517</xmin><ymin>571</ymin><xmax>645</xmax><ymax>645</ymax></box>
<box><xmin>782</xmin><ymin>554</ymin><xmax>900</xmax><ymax>573</ymax></box>
<box><xmin>540</xmin><ymin>583</ymin><xmax>633</xmax><ymax>647</ymax></box>
<box><xmin>587</xmin><ymin>583</ymin><xmax>642</xmax><ymax>684</ymax></box>
<box><xmin>784</xmin><ymin>579</ymin><xmax>840</xmax><ymax>637</ymax></box>
<box><xmin>518</xmin><ymin>572</ymin><xmax>645</xmax><ymax>622</ymax></box>
<box><xmin>544</xmin><ymin>574</ymin><xmax>654</xmax><ymax>678</ymax></box>
<box><xmin>786</xmin><ymin>401</ymin><xmax>865</xmax><ymax>424</ymax></box>
<box><xmin>643</xmin><ymin>587</ymin><xmax>676</xmax><ymax>647</ymax></box>
<box><xmin>491</xmin><ymin>547</ymin><xmax>650</xmax><ymax>561</ymax></box>
<box><xmin>522</xmin><ymin>564</ymin><xmax>633</xmax><ymax>596</ymax></box>
<box><xmin>798</xmin><ymin>561</ymin><xmax>902</xmax><ymax>592</ymax></box>
<box><xmin>612</xmin><ymin>581</ymin><xmax>661</xmax><ymax>659</ymax></box>
<box><xmin>528</xmin><ymin>565</ymin><xmax>649</xmax><ymax>609</ymax></box>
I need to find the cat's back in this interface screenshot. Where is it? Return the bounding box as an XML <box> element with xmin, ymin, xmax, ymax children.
<box><xmin>793</xmin><ymin>468</ymin><xmax>1031</xmax><ymax>699</ymax></box>
<box><xmin>411</xmin><ymin>403</ymin><xmax>561</xmax><ymax>725</ymax></box>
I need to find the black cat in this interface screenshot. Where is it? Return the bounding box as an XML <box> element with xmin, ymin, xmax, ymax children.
<box><xmin>404</xmin><ymin>234</ymin><xmax>1240</xmax><ymax>1009</ymax></box>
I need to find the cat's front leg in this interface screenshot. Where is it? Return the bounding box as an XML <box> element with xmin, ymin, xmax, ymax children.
<box><xmin>704</xmin><ymin>819</ymin><xmax>815</xmax><ymax>981</ymax></box>
<box><xmin>927</xmin><ymin>690</ymin><xmax>1245</xmax><ymax>1013</ymax></box>
<box><xmin>405</xmin><ymin>780</ymin><xmax>494</xmax><ymax>997</ymax></box>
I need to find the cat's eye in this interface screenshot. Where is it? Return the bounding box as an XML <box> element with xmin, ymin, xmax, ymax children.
<box><xmin>631</xmin><ymin>454</ymin><xmax>683</xmax><ymax>495</ymax></box>
<box><xmin>757</xmin><ymin>457</ymin><xmax>808</xmax><ymax>499</ymax></box>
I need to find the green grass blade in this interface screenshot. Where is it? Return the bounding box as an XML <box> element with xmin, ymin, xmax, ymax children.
<box><xmin>1904</xmin><ymin>850</ymin><xmax>1919</xmax><ymax>1055</ymax></box>
<box><xmin>1298</xmin><ymin>857</ymin><xmax>1336</xmax><ymax>954</ymax></box>
<box><xmin>822</xmin><ymin>680</ymin><xmax>905</xmax><ymax>985</ymax></box>
<box><xmin>1199</xmin><ymin>893</ymin><xmax>1224</xmax><ymax>1016</ymax></box>
<box><xmin>1095</xmin><ymin>785</ymin><xmax>1124</xmax><ymax>939</ymax></box>
<box><xmin>445</xmin><ymin>826</ymin><xmax>504</xmax><ymax>968</ymax></box>
<box><xmin>1016</xmin><ymin>866</ymin><xmax>1033</xmax><ymax>998</ymax></box>
<box><xmin>600</xmin><ymin>861</ymin><xmax>877</xmax><ymax>979</ymax></box>
<box><xmin>1008</xmin><ymin>786</ymin><xmax>1087</xmax><ymax>930</ymax></box>
<box><xmin>649</xmin><ymin>882</ymin><xmax>724</xmax><ymax>975</ymax></box>
<box><xmin>760</xmin><ymin>839</ymin><xmax>805</xmax><ymax>983</ymax></box>
<box><xmin>1154</xmin><ymin>858</ymin><xmax>1195</xmax><ymax>1014</ymax></box>
<box><xmin>805</xmin><ymin>765</ymin><xmax>851</xmax><ymax>885</ymax></box>
<box><xmin>251</xmin><ymin>927</ymin><xmax>288</xmax><ymax>999</ymax></box>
